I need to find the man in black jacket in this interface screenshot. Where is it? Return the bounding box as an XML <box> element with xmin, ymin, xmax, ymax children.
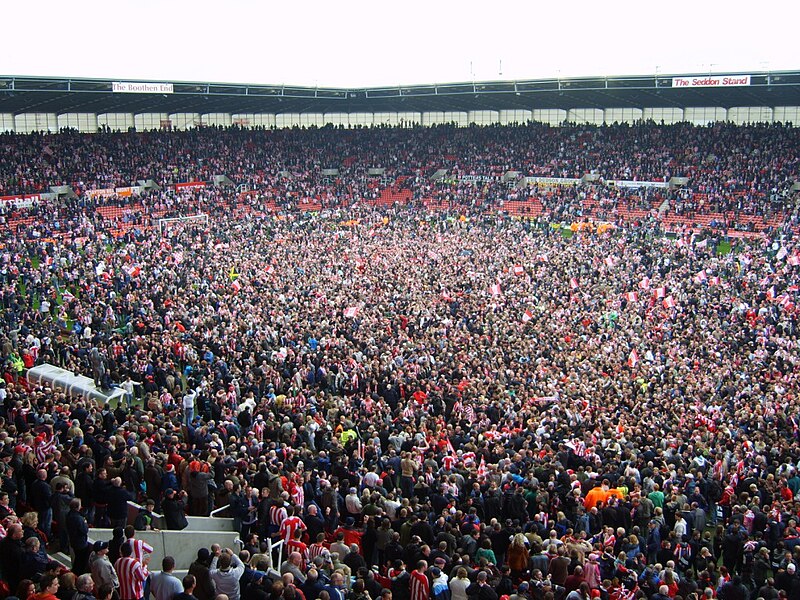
<box><xmin>466</xmin><ymin>571</ymin><xmax>499</xmax><ymax>600</ymax></box>
<box><xmin>0</xmin><ymin>522</ymin><xmax>25</xmax><ymax>591</ymax></box>
<box><xmin>106</xmin><ymin>476</ymin><xmax>133</xmax><ymax>529</ymax></box>
<box><xmin>30</xmin><ymin>468</ymin><xmax>53</xmax><ymax>539</ymax></box>
<box><xmin>67</xmin><ymin>498</ymin><xmax>91</xmax><ymax>575</ymax></box>
<box><xmin>162</xmin><ymin>488</ymin><xmax>189</xmax><ymax>530</ymax></box>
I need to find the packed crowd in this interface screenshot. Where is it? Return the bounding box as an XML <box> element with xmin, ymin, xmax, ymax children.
<box><xmin>0</xmin><ymin>123</ymin><xmax>798</xmax><ymax>600</ymax></box>
<box><xmin>1</xmin><ymin>122</ymin><xmax>799</xmax><ymax>226</ymax></box>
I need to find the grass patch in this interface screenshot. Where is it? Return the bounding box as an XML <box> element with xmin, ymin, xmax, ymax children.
<box><xmin>31</xmin><ymin>256</ymin><xmax>40</xmax><ymax>269</ymax></box>
<box><xmin>716</xmin><ymin>241</ymin><xmax>732</xmax><ymax>256</ymax></box>
<box><xmin>561</xmin><ymin>228</ymin><xmax>574</xmax><ymax>239</ymax></box>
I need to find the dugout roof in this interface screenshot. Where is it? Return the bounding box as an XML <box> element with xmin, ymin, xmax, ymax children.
<box><xmin>1</xmin><ymin>71</ymin><xmax>799</xmax><ymax>115</ymax></box>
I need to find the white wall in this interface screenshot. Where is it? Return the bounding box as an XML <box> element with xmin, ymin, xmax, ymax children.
<box><xmin>422</xmin><ymin>111</ymin><xmax>468</xmax><ymax>126</ymax></box>
<box><xmin>4</xmin><ymin>107</ymin><xmax>800</xmax><ymax>133</ymax></box>
<box><xmin>169</xmin><ymin>113</ymin><xmax>201</xmax><ymax>130</ymax></box>
<box><xmin>135</xmin><ymin>113</ymin><xmax>169</xmax><ymax>130</ymax></box>
<box><xmin>604</xmin><ymin>108</ymin><xmax>643</xmax><ymax>124</ymax></box>
<box><xmin>643</xmin><ymin>107</ymin><xmax>685</xmax><ymax>124</ymax></box>
<box><xmin>684</xmin><ymin>107</ymin><xmax>727</xmax><ymax>125</ymax></box>
<box><xmin>728</xmin><ymin>107</ymin><xmax>773</xmax><ymax>124</ymax></box>
<box><xmin>499</xmin><ymin>109</ymin><xmax>532</xmax><ymax>124</ymax></box>
<box><xmin>568</xmin><ymin>109</ymin><xmax>604</xmax><ymax>125</ymax></box>
<box><xmin>468</xmin><ymin>110</ymin><xmax>499</xmax><ymax>125</ymax></box>
<box><xmin>15</xmin><ymin>113</ymin><xmax>58</xmax><ymax>133</ymax></box>
<box><xmin>773</xmin><ymin>107</ymin><xmax>800</xmax><ymax>124</ymax></box>
<box><xmin>275</xmin><ymin>113</ymin><xmax>301</xmax><ymax>128</ymax></box>
<box><xmin>98</xmin><ymin>113</ymin><xmax>134</xmax><ymax>131</ymax></box>
<box><xmin>201</xmin><ymin>113</ymin><xmax>232</xmax><ymax>127</ymax></box>
<box><xmin>532</xmin><ymin>109</ymin><xmax>566</xmax><ymax>125</ymax></box>
<box><xmin>0</xmin><ymin>113</ymin><xmax>14</xmax><ymax>132</ymax></box>
<box><xmin>57</xmin><ymin>113</ymin><xmax>98</xmax><ymax>133</ymax></box>
<box><xmin>231</xmin><ymin>113</ymin><xmax>276</xmax><ymax>128</ymax></box>
<box><xmin>324</xmin><ymin>113</ymin><xmax>350</xmax><ymax>126</ymax></box>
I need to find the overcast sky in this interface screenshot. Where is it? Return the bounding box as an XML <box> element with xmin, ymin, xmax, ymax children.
<box><xmin>4</xmin><ymin>0</ymin><xmax>797</xmax><ymax>88</ymax></box>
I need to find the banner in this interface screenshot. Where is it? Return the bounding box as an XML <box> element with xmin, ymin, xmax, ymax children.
<box><xmin>112</xmin><ymin>81</ymin><xmax>174</xmax><ymax>94</ymax></box>
<box><xmin>85</xmin><ymin>188</ymin><xmax>116</xmax><ymax>199</ymax></box>
<box><xmin>671</xmin><ymin>75</ymin><xmax>751</xmax><ymax>88</ymax></box>
<box><xmin>174</xmin><ymin>181</ymin><xmax>207</xmax><ymax>190</ymax></box>
<box><xmin>461</xmin><ymin>175</ymin><xmax>502</xmax><ymax>183</ymax></box>
<box><xmin>526</xmin><ymin>177</ymin><xmax>582</xmax><ymax>186</ymax></box>
<box><xmin>609</xmin><ymin>180</ymin><xmax>669</xmax><ymax>189</ymax></box>
<box><xmin>0</xmin><ymin>194</ymin><xmax>40</xmax><ymax>207</ymax></box>
<box><xmin>114</xmin><ymin>186</ymin><xmax>143</xmax><ymax>197</ymax></box>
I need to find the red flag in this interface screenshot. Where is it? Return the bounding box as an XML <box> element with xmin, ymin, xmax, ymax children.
<box><xmin>521</xmin><ymin>309</ymin><xmax>533</xmax><ymax>323</ymax></box>
<box><xmin>625</xmin><ymin>292</ymin><xmax>639</xmax><ymax>302</ymax></box>
<box><xmin>265</xmin><ymin>265</ymin><xmax>275</xmax><ymax>275</ymax></box>
<box><xmin>61</xmin><ymin>290</ymin><xmax>75</xmax><ymax>303</ymax></box>
<box><xmin>694</xmin><ymin>270</ymin><xmax>707</xmax><ymax>283</ymax></box>
<box><xmin>627</xmin><ymin>349</ymin><xmax>639</xmax><ymax>368</ymax></box>
<box><xmin>569</xmin><ymin>277</ymin><xmax>579</xmax><ymax>290</ymax></box>
<box><xmin>663</xmin><ymin>296</ymin><xmax>676</xmax><ymax>309</ymax></box>
<box><xmin>654</xmin><ymin>287</ymin><xmax>666</xmax><ymax>299</ymax></box>
<box><xmin>639</xmin><ymin>277</ymin><xmax>651</xmax><ymax>290</ymax></box>
<box><xmin>513</xmin><ymin>265</ymin><xmax>524</xmax><ymax>276</ymax></box>
<box><xmin>231</xmin><ymin>280</ymin><xmax>241</xmax><ymax>293</ymax></box>
<box><xmin>767</xmin><ymin>286</ymin><xmax>776</xmax><ymax>301</ymax></box>
<box><xmin>477</xmin><ymin>456</ymin><xmax>488</xmax><ymax>481</ymax></box>
<box><xmin>709</xmin><ymin>276</ymin><xmax>721</xmax><ymax>286</ymax></box>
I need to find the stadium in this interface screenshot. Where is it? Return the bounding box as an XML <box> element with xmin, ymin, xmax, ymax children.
<box><xmin>1</xmin><ymin>6</ymin><xmax>800</xmax><ymax>600</ymax></box>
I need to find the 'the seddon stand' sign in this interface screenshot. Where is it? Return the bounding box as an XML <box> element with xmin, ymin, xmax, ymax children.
<box><xmin>671</xmin><ymin>75</ymin><xmax>751</xmax><ymax>88</ymax></box>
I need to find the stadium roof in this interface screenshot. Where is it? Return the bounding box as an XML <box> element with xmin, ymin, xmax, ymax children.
<box><xmin>1</xmin><ymin>71</ymin><xmax>799</xmax><ymax>115</ymax></box>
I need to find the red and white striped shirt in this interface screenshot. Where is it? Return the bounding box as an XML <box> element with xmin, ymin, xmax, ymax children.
<box><xmin>307</xmin><ymin>542</ymin><xmax>329</xmax><ymax>562</ymax></box>
<box><xmin>115</xmin><ymin>556</ymin><xmax>148</xmax><ymax>600</ymax></box>
<box><xmin>269</xmin><ymin>504</ymin><xmax>288</xmax><ymax>527</ymax></box>
<box><xmin>126</xmin><ymin>537</ymin><xmax>154</xmax><ymax>564</ymax></box>
<box><xmin>278</xmin><ymin>515</ymin><xmax>304</xmax><ymax>542</ymax></box>
<box><xmin>409</xmin><ymin>569</ymin><xmax>430</xmax><ymax>600</ymax></box>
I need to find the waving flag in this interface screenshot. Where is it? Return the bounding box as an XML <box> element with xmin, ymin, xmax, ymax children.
<box><xmin>513</xmin><ymin>265</ymin><xmax>524</xmax><ymax>276</ymax></box>
<box><xmin>477</xmin><ymin>456</ymin><xmax>488</xmax><ymax>481</ymax></box>
<box><xmin>663</xmin><ymin>296</ymin><xmax>676</xmax><ymax>309</ymax></box>
<box><xmin>654</xmin><ymin>287</ymin><xmax>666</xmax><ymax>299</ymax></box>
<box><xmin>767</xmin><ymin>286</ymin><xmax>776</xmax><ymax>301</ymax></box>
<box><xmin>229</xmin><ymin>266</ymin><xmax>240</xmax><ymax>281</ymax></box>
<box><xmin>521</xmin><ymin>309</ymin><xmax>533</xmax><ymax>323</ymax></box>
<box><xmin>777</xmin><ymin>247</ymin><xmax>788</xmax><ymax>261</ymax></box>
<box><xmin>639</xmin><ymin>277</ymin><xmax>651</xmax><ymax>290</ymax></box>
<box><xmin>628</xmin><ymin>349</ymin><xmax>639</xmax><ymax>368</ymax></box>
<box><xmin>490</xmin><ymin>283</ymin><xmax>502</xmax><ymax>296</ymax></box>
<box><xmin>231</xmin><ymin>280</ymin><xmax>242</xmax><ymax>293</ymax></box>
<box><xmin>61</xmin><ymin>290</ymin><xmax>75</xmax><ymax>303</ymax></box>
<box><xmin>709</xmin><ymin>276</ymin><xmax>721</xmax><ymax>286</ymax></box>
<box><xmin>569</xmin><ymin>277</ymin><xmax>579</xmax><ymax>290</ymax></box>
<box><xmin>625</xmin><ymin>292</ymin><xmax>639</xmax><ymax>303</ymax></box>
<box><xmin>694</xmin><ymin>270</ymin><xmax>707</xmax><ymax>283</ymax></box>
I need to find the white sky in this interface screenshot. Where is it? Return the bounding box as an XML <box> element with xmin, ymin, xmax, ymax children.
<box><xmin>3</xmin><ymin>0</ymin><xmax>798</xmax><ymax>88</ymax></box>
